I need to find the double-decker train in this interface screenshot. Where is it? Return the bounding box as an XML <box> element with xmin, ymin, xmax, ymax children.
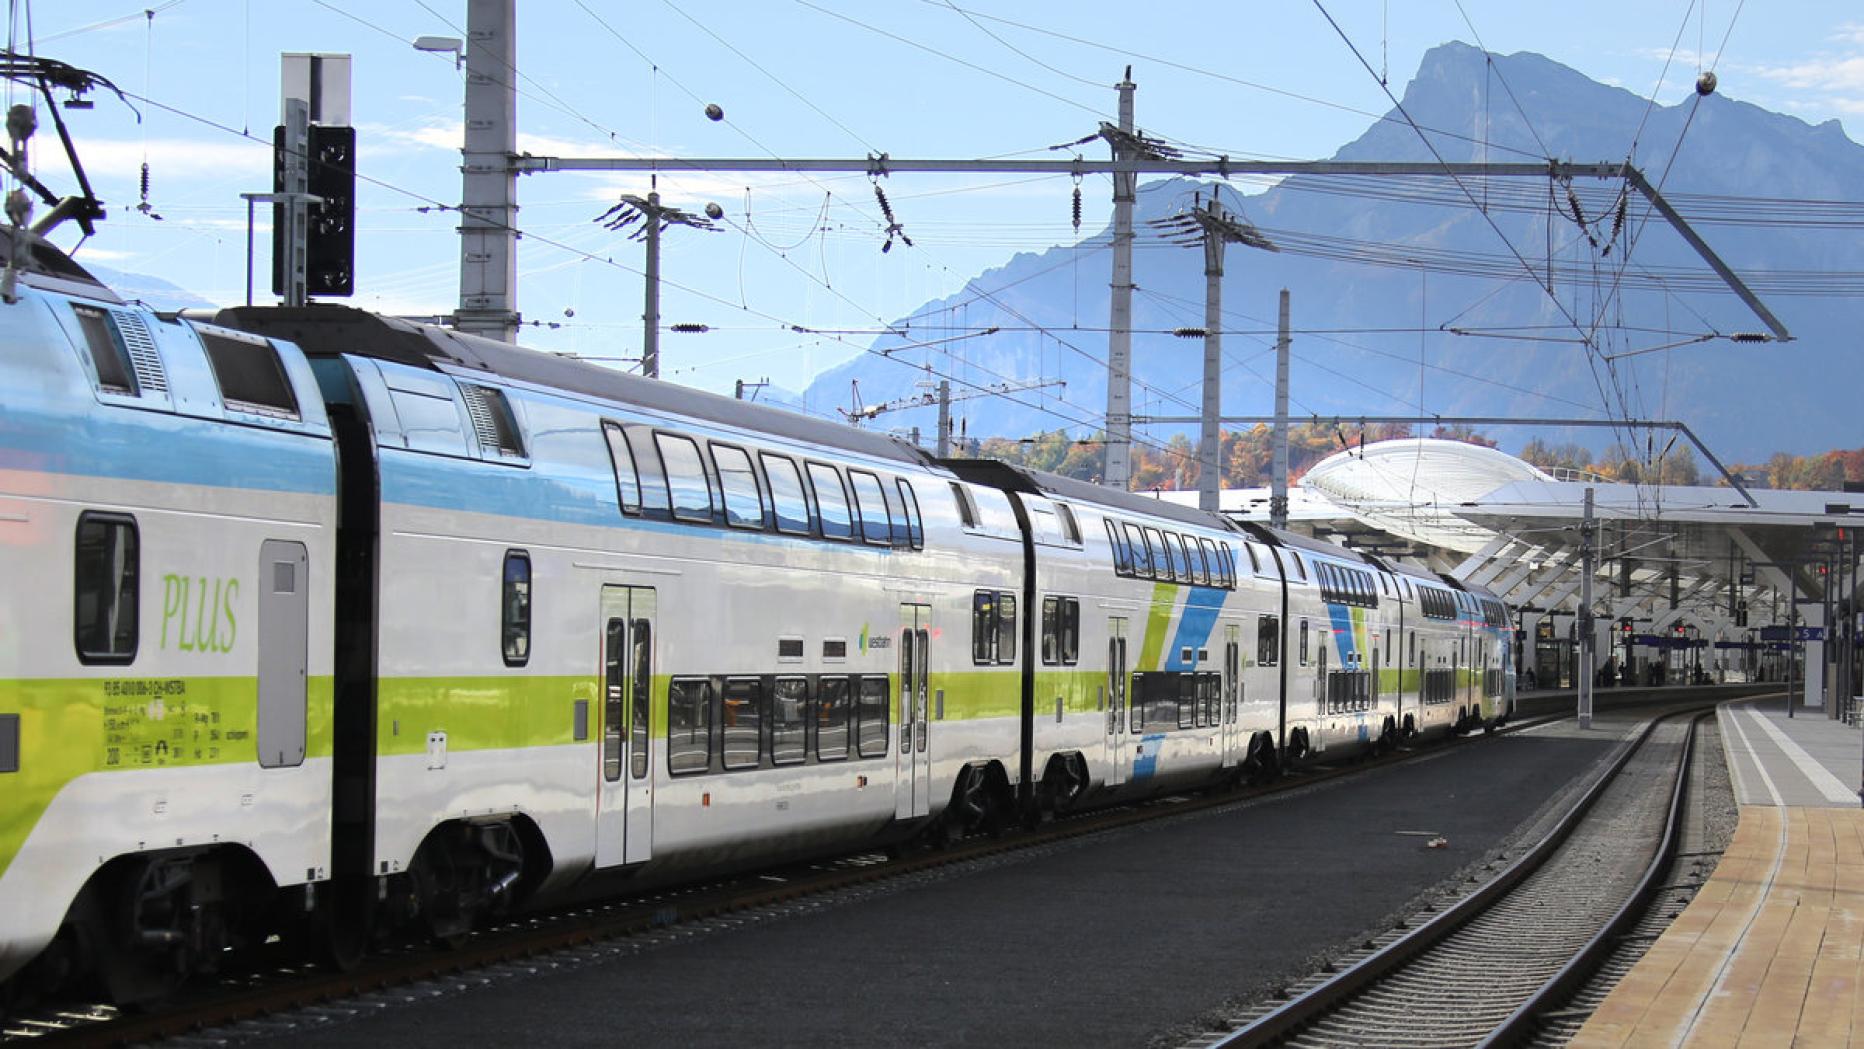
<box><xmin>0</xmin><ymin>233</ymin><xmax>1512</xmax><ymax>1009</ymax></box>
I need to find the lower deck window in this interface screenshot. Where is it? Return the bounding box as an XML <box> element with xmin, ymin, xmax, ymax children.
<box><xmin>722</xmin><ymin>677</ymin><xmax>763</xmax><ymax>770</ymax></box>
<box><xmin>817</xmin><ymin>677</ymin><xmax>850</xmax><ymax>760</ymax></box>
<box><xmin>668</xmin><ymin>677</ymin><xmax>713</xmax><ymax>774</ymax></box>
<box><xmin>771</xmin><ymin>677</ymin><xmax>808</xmax><ymax>765</ymax></box>
<box><xmin>74</xmin><ymin>512</ymin><xmax>139</xmax><ymax>664</ymax></box>
<box><xmin>856</xmin><ymin>676</ymin><xmax>889</xmax><ymax>758</ymax></box>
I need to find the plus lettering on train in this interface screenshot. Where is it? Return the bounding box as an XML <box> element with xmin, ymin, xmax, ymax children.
<box><xmin>159</xmin><ymin>574</ymin><xmax>240</xmax><ymax>653</ymax></box>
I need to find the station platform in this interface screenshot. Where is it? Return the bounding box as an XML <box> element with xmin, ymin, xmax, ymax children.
<box><xmin>1574</xmin><ymin>695</ymin><xmax>1864</xmax><ymax>1047</ymax></box>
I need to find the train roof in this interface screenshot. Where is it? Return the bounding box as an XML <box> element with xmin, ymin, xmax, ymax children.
<box><xmin>1233</xmin><ymin>521</ymin><xmax>1378</xmax><ymax>565</ymax></box>
<box><xmin>940</xmin><ymin>458</ymin><xmax>1241</xmax><ymax>533</ymax></box>
<box><xmin>205</xmin><ymin>304</ymin><xmax>931</xmax><ymax>469</ymax></box>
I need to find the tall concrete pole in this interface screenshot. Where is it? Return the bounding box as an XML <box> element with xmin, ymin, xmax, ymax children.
<box><xmin>1197</xmin><ymin>209</ymin><xmax>1226</xmax><ymax>512</ymax></box>
<box><xmin>936</xmin><ymin>379</ymin><xmax>952</xmax><ymax>457</ymax></box>
<box><xmin>1579</xmin><ymin>486</ymin><xmax>1595</xmax><ymax>730</ymax></box>
<box><xmin>643</xmin><ymin>193</ymin><xmax>661</xmax><ymax>378</ymax></box>
<box><xmin>457</xmin><ymin>0</ymin><xmax>519</xmax><ymax>342</ymax></box>
<box><xmin>1102</xmin><ymin>70</ymin><xmax>1136</xmax><ymax>490</ymax></box>
<box><xmin>1270</xmin><ymin>289</ymin><xmax>1291</xmax><ymax>529</ymax></box>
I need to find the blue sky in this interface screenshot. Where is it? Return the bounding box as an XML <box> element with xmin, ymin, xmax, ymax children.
<box><xmin>27</xmin><ymin>1</ymin><xmax>1864</xmax><ymax>417</ymax></box>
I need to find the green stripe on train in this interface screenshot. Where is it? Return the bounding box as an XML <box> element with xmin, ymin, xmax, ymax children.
<box><xmin>0</xmin><ymin>675</ymin><xmax>334</xmax><ymax>885</ymax></box>
<box><xmin>373</xmin><ymin>668</ymin><xmax>1032</xmax><ymax>758</ymax></box>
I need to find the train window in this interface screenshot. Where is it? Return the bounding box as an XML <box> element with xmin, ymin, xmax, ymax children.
<box><xmin>1379</xmin><ymin>575</ymin><xmax>1390</xmax><ymax>596</ymax></box>
<box><xmin>1256</xmin><ymin>616</ymin><xmax>1279</xmax><ymax>668</ymax></box>
<box><xmin>1104</xmin><ymin>520</ymin><xmax>1129</xmax><ymax>574</ymax></box>
<box><xmin>1178</xmin><ymin>675</ymin><xmax>1198</xmax><ymax>729</ymax></box>
<box><xmin>1384</xmin><ymin>629</ymin><xmax>1393</xmax><ymax>666</ymax></box>
<box><xmin>1291</xmin><ymin>553</ymin><xmax>1308</xmax><ymax>581</ymax></box>
<box><xmin>656</xmin><ymin>433</ymin><xmax>714</xmax><ymax>524</ymax></box>
<box><xmin>1142</xmin><ymin>527</ymin><xmax>1170</xmax><ymax>580</ymax></box>
<box><xmin>630</xmin><ymin>620</ymin><xmax>651</xmax><ymax>780</ymax></box>
<box><xmin>625</xmin><ymin>428</ymin><xmax>671</xmax><ymax>518</ymax></box>
<box><xmin>816</xmin><ymin>677</ymin><xmax>851</xmax><ymax>760</ymax></box>
<box><xmin>711</xmin><ymin>443</ymin><xmax>765</xmax><ymax>530</ymax></box>
<box><xmin>721</xmin><ymin>677</ymin><xmax>763</xmax><ymax>770</ymax></box>
<box><xmin>1038</xmin><ymin>597</ymin><xmax>1079</xmax><ymax>665</ymax></box>
<box><xmin>457</xmin><ymin>383</ymin><xmax>522</xmax><ymax>458</ymax></box>
<box><xmin>809</xmin><ymin>463</ymin><xmax>855</xmax><ymax>541</ymax></box>
<box><xmin>847</xmin><ymin>470</ymin><xmax>893</xmax><ymax>547</ymax></box>
<box><xmin>856</xmin><ymin>676</ymin><xmax>890</xmax><ymax>758</ymax></box>
<box><xmin>973</xmin><ymin>591</ymin><xmax>996</xmax><ymax>664</ymax></box>
<box><xmin>1299</xmin><ymin>619</ymin><xmax>1310</xmax><ymax>666</ymax></box>
<box><xmin>896</xmin><ymin>480</ymin><xmax>924</xmax><ymax>548</ymax></box>
<box><xmin>203</xmin><ymin>331</ymin><xmax>302</xmax><ymax>420</ymax></box>
<box><xmin>1167</xmin><ymin>534</ymin><xmax>1191</xmax><ymax>582</ymax></box>
<box><xmin>778</xmin><ymin>637</ymin><xmax>804</xmax><ymax>662</ymax></box>
<box><xmin>760</xmin><ymin>453</ymin><xmax>812</xmax><ymax>535</ymax></box>
<box><xmin>74</xmin><ymin>512</ymin><xmax>139</xmax><ymax>665</ymax></box>
<box><xmin>823</xmin><ymin>638</ymin><xmax>848</xmax><ymax>661</ymax></box>
<box><xmin>1122</xmin><ymin>523</ymin><xmax>1152</xmax><ymax>579</ymax></box>
<box><xmin>667</xmin><ymin>678</ymin><xmax>712</xmax><ymax>775</ymax></box>
<box><xmin>1056</xmin><ymin>503</ymin><xmax>1081</xmax><ymax>544</ymax></box>
<box><xmin>73</xmin><ymin>304</ymin><xmax>137</xmax><ymax>393</ymax></box>
<box><xmin>603</xmin><ymin>619</ymin><xmax>626</xmax><ymax>782</ymax></box>
<box><xmin>771</xmin><ymin>677</ymin><xmax>808</xmax><ymax>766</ymax></box>
<box><xmin>1409</xmin><ymin>630</ymin><xmax>1416</xmax><ymax>667</ymax></box>
<box><xmin>602</xmin><ymin>423</ymin><xmax>641</xmax><ymax>515</ymax></box>
<box><xmin>501</xmin><ymin>550</ymin><xmax>531</xmax><ymax>666</ymax></box>
<box><xmin>950</xmin><ymin>482</ymin><xmax>979</xmax><ymax>528</ymax></box>
<box><xmin>1189</xmin><ymin>539</ymin><xmax>1211</xmax><ymax>586</ymax></box>
<box><xmin>996</xmin><ymin>593</ymin><xmax>1018</xmax><ymax>665</ymax></box>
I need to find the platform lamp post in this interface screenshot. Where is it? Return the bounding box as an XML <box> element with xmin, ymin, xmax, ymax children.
<box><xmin>595</xmin><ymin>192</ymin><xmax>722</xmax><ymax>379</ymax></box>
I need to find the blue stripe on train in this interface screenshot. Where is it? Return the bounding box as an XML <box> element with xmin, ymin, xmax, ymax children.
<box><xmin>0</xmin><ymin>403</ymin><xmax>336</xmax><ymax>495</ymax></box>
<box><xmin>1164</xmin><ymin>587</ymin><xmax>1230</xmax><ymax>671</ymax></box>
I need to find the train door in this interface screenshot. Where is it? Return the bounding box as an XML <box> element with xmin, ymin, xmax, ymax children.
<box><xmin>896</xmin><ymin>603</ymin><xmax>932</xmax><ymax>820</ymax></box>
<box><xmin>1221</xmin><ymin>623</ymin><xmax>1241</xmax><ymax>769</ymax></box>
<box><xmin>1106</xmin><ymin>617</ymin><xmax>1130</xmax><ymax>786</ymax></box>
<box><xmin>257</xmin><ymin>540</ymin><xmax>309</xmax><ymax>769</ymax></box>
<box><xmin>595</xmin><ymin>586</ymin><xmax>655</xmax><ymax>868</ymax></box>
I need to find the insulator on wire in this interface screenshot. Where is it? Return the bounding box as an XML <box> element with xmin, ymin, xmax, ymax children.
<box><xmin>873</xmin><ymin>182</ymin><xmax>895</xmax><ymax>225</ymax></box>
<box><xmin>1071</xmin><ymin>185</ymin><xmax>1082</xmax><ymax>231</ymax></box>
<box><xmin>140</xmin><ymin>162</ymin><xmax>150</xmax><ymax>201</ymax></box>
<box><xmin>1565</xmin><ymin>185</ymin><xmax>1586</xmax><ymax>227</ymax></box>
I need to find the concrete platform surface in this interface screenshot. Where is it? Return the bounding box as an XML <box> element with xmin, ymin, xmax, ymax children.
<box><xmin>1573</xmin><ymin>805</ymin><xmax>1864</xmax><ymax>1047</ymax></box>
<box><xmin>1721</xmin><ymin>696</ymin><xmax>1863</xmax><ymax>808</ymax></box>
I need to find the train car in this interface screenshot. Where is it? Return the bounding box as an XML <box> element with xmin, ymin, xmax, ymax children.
<box><xmin>0</xmin><ymin>237</ymin><xmax>338</xmax><ymax>1004</ymax></box>
<box><xmin>1462</xmin><ymin>581</ymin><xmax>1515</xmax><ymax>726</ymax></box>
<box><xmin>941</xmin><ymin>463</ymin><xmax>1281</xmax><ymax>809</ymax></box>
<box><xmin>208</xmin><ymin>306</ymin><xmax>1031</xmax><ymax>943</ymax></box>
<box><xmin>1246</xmin><ymin>529</ymin><xmax>1401</xmax><ymax>762</ymax></box>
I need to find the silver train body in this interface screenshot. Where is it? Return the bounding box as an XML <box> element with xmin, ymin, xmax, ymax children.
<box><xmin>0</xmin><ymin>240</ymin><xmax>1513</xmax><ymax>1006</ymax></box>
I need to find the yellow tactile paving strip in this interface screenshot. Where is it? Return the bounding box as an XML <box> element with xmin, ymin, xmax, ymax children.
<box><xmin>1571</xmin><ymin>805</ymin><xmax>1864</xmax><ymax>1047</ymax></box>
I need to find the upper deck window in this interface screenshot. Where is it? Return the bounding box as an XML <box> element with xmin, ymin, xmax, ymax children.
<box><xmin>202</xmin><ymin>332</ymin><xmax>300</xmax><ymax>420</ymax></box>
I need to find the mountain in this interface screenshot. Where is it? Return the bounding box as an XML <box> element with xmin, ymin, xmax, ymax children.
<box><xmin>81</xmin><ymin>262</ymin><xmax>217</xmax><ymax>311</ymax></box>
<box><xmin>801</xmin><ymin>42</ymin><xmax>1864</xmax><ymax>464</ymax></box>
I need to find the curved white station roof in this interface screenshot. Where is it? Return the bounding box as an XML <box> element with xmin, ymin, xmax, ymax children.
<box><xmin>1300</xmin><ymin>438</ymin><xmax>1554</xmax><ymax>554</ymax></box>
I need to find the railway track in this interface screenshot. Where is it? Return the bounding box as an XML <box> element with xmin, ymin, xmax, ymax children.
<box><xmin>4</xmin><ymin>711</ymin><xmax>1561</xmax><ymax>1048</ymax></box>
<box><xmin>1183</xmin><ymin>705</ymin><xmax>1715</xmax><ymax>1049</ymax></box>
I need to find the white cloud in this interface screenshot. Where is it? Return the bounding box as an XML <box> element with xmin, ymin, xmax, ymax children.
<box><xmin>1747</xmin><ymin>54</ymin><xmax>1864</xmax><ymax>92</ymax></box>
<box><xmin>39</xmin><ymin>136</ymin><xmax>271</xmax><ymax>180</ymax></box>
